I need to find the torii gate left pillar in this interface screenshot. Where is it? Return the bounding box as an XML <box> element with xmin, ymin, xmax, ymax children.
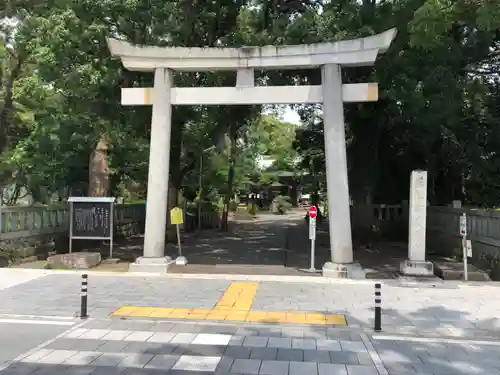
<box><xmin>107</xmin><ymin>28</ymin><xmax>397</xmax><ymax>276</ymax></box>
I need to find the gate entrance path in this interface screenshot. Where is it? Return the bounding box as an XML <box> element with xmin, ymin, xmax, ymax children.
<box><xmin>167</xmin><ymin>211</ymin><xmax>321</xmax><ymax>276</ymax></box>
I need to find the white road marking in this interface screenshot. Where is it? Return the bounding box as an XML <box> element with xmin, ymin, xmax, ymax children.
<box><xmin>373</xmin><ymin>334</ymin><xmax>500</xmax><ymax>346</ymax></box>
<box><xmin>0</xmin><ymin>269</ymin><xmax>50</xmax><ymax>291</ymax></box>
<box><xmin>0</xmin><ymin>318</ymin><xmax>75</xmax><ymax>326</ymax></box>
<box><xmin>360</xmin><ymin>332</ymin><xmax>389</xmax><ymax>375</ymax></box>
<box><xmin>0</xmin><ymin>319</ymin><xmax>89</xmax><ymax>372</ymax></box>
<box><xmin>0</xmin><ymin>314</ymin><xmax>76</xmax><ymax>320</ymax></box>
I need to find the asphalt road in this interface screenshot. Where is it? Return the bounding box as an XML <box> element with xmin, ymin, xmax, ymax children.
<box><xmin>0</xmin><ymin>317</ymin><xmax>77</xmax><ymax>367</ymax></box>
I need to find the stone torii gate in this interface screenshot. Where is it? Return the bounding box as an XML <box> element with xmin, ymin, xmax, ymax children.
<box><xmin>107</xmin><ymin>28</ymin><xmax>397</xmax><ymax>276</ymax></box>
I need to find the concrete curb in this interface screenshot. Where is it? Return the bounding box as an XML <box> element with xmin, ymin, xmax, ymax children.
<box><xmin>4</xmin><ymin>268</ymin><xmax>499</xmax><ymax>288</ymax></box>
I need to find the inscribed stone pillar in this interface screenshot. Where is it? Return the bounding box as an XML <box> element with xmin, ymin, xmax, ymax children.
<box><xmin>321</xmin><ymin>64</ymin><xmax>363</xmax><ymax>278</ymax></box>
<box><xmin>401</xmin><ymin>170</ymin><xmax>433</xmax><ymax>276</ymax></box>
<box><xmin>129</xmin><ymin>68</ymin><xmax>172</xmax><ymax>273</ymax></box>
<box><xmin>408</xmin><ymin>170</ymin><xmax>427</xmax><ymax>261</ymax></box>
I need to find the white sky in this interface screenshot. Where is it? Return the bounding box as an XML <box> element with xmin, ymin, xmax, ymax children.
<box><xmin>282</xmin><ymin>107</ymin><xmax>301</xmax><ymax>124</ymax></box>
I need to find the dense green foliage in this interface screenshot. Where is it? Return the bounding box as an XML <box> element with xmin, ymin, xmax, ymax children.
<box><xmin>1</xmin><ymin>0</ymin><xmax>499</xmax><ymax>209</ymax></box>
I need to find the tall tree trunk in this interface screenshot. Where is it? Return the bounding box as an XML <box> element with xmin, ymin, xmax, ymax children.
<box><xmin>88</xmin><ymin>134</ymin><xmax>111</xmax><ymax>196</ymax></box>
<box><xmin>221</xmin><ymin>125</ymin><xmax>237</xmax><ymax>231</ymax></box>
<box><xmin>0</xmin><ymin>54</ymin><xmax>23</xmax><ymax>153</ymax></box>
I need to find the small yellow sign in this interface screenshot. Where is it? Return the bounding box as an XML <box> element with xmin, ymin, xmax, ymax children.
<box><xmin>170</xmin><ymin>207</ymin><xmax>184</xmax><ymax>225</ymax></box>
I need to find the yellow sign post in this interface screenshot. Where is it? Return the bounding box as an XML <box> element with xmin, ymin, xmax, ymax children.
<box><xmin>170</xmin><ymin>207</ymin><xmax>187</xmax><ymax>265</ymax></box>
<box><xmin>170</xmin><ymin>207</ymin><xmax>184</xmax><ymax>225</ymax></box>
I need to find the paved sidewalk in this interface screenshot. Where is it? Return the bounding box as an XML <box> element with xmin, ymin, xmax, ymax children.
<box><xmin>5</xmin><ymin>317</ymin><xmax>500</xmax><ymax>375</ymax></box>
<box><xmin>1</xmin><ymin>271</ymin><xmax>500</xmax><ymax>338</ymax></box>
<box><xmin>5</xmin><ymin>319</ymin><xmax>382</xmax><ymax>375</ymax></box>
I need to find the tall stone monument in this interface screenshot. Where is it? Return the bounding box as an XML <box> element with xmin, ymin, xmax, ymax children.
<box><xmin>401</xmin><ymin>170</ymin><xmax>434</xmax><ymax>276</ymax></box>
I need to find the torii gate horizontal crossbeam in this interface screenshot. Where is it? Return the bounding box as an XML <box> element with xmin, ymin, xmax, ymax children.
<box><xmin>121</xmin><ymin>83</ymin><xmax>378</xmax><ymax>106</ymax></box>
<box><xmin>107</xmin><ymin>29</ymin><xmax>396</xmax><ymax>71</ymax></box>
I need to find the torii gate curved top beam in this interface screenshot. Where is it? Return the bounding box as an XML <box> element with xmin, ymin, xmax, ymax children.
<box><xmin>106</xmin><ymin>28</ymin><xmax>397</xmax><ymax>72</ymax></box>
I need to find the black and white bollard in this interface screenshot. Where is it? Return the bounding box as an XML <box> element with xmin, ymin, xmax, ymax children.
<box><xmin>374</xmin><ymin>283</ymin><xmax>381</xmax><ymax>332</ymax></box>
<box><xmin>80</xmin><ymin>274</ymin><xmax>88</xmax><ymax>319</ymax></box>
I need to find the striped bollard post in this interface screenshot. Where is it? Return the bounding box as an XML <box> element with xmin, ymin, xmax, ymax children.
<box><xmin>80</xmin><ymin>274</ymin><xmax>88</xmax><ymax>319</ymax></box>
<box><xmin>374</xmin><ymin>283</ymin><xmax>381</xmax><ymax>332</ymax></box>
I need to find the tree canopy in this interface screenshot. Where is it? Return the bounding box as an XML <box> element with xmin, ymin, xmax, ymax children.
<box><xmin>1</xmin><ymin>0</ymin><xmax>499</xmax><ymax>208</ymax></box>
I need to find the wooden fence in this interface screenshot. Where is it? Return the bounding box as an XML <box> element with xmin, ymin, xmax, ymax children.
<box><xmin>0</xmin><ymin>203</ymin><xmax>146</xmax><ymax>240</ymax></box>
<box><xmin>357</xmin><ymin>202</ymin><xmax>500</xmax><ymax>264</ymax></box>
<box><xmin>427</xmin><ymin>206</ymin><xmax>500</xmax><ymax>263</ymax></box>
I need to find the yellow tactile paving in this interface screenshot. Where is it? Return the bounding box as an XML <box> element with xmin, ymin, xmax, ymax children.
<box><xmin>214</xmin><ymin>282</ymin><xmax>258</xmax><ymax>310</ymax></box>
<box><xmin>110</xmin><ymin>281</ymin><xmax>347</xmax><ymax>326</ymax></box>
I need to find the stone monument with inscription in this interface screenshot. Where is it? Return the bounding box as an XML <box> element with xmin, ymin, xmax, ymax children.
<box><xmin>400</xmin><ymin>170</ymin><xmax>434</xmax><ymax>276</ymax></box>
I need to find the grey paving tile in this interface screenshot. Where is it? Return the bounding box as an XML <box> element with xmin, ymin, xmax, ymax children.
<box><xmin>378</xmin><ymin>350</ymin><xmax>422</xmax><ymax>364</ymax></box>
<box><xmin>236</xmin><ymin>328</ymin><xmax>258</xmax><ymax>337</ymax></box>
<box><xmin>231</xmin><ymin>359</ymin><xmax>262</xmax><ymax>374</ymax></box>
<box><xmin>171</xmin><ymin>355</ymin><xmax>221</xmax><ymax>372</ymax></box>
<box><xmin>107</xmin><ymin>321</ymin><xmax>156</xmax><ymax>332</ymax></box>
<box><xmin>292</xmin><ymin>339</ymin><xmax>316</xmax><ymax>350</ymax></box>
<box><xmin>243</xmin><ymin>337</ymin><xmax>268</xmax><ymax>348</ymax></box>
<box><xmin>151</xmin><ymin>323</ymin><xmax>175</xmax><ymax>332</ymax></box>
<box><xmin>121</xmin><ymin>369</ymin><xmax>166</xmax><ymax>375</ymax></box>
<box><xmin>303</xmin><ymin>350</ymin><xmax>331</xmax><ymax>363</ymax></box>
<box><xmin>213</xmin><ymin>357</ymin><xmax>235</xmax><ymax>375</ymax></box>
<box><xmin>30</xmin><ymin>365</ymin><xmax>72</xmax><ymax>375</ymax></box>
<box><xmin>170</xmin><ymin>333</ymin><xmax>197</xmax><ymax>345</ymax></box>
<box><xmin>229</xmin><ymin>336</ymin><xmax>245</xmax><ymax>346</ymax></box>
<box><xmin>277</xmin><ymin>349</ymin><xmax>303</xmax><ymax>362</ymax></box>
<box><xmin>280</xmin><ymin>329</ymin><xmax>305</xmax><ymax>338</ymax></box>
<box><xmin>200</xmin><ymin>325</ymin><xmax>238</xmax><ymax>335</ymax></box>
<box><xmin>124</xmin><ymin>332</ymin><xmax>155</xmax><ymax>342</ymax></box>
<box><xmin>125</xmin><ymin>342</ymin><xmax>176</xmax><ymax>355</ymax></box>
<box><xmin>267</xmin><ymin>337</ymin><xmax>292</xmax><ymax>349</ymax></box>
<box><xmin>225</xmin><ymin>346</ymin><xmax>252</xmax><ymax>359</ymax></box>
<box><xmin>144</xmin><ymin>354</ymin><xmax>179</xmax><ymax>370</ymax></box>
<box><xmin>118</xmin><ymin>354</ymin><xmax>154</xmax><ymax>368</ymax></box>
<box><xmin>289</xmin><ymin>361</ymin><xmax>318</xmax><ymax>375</ymax></box>
<box><xmin>259</xmin><ymin>360</ymin><xmax>289</xmax><ymax>375</ymax></box>
<box><xmin>255</xmin><ymin>328</ymin><xmax>281</xmax><ymax>338</ymax></box>
<box><xmin>79</xmin><ymin>330</ymin><xmax>110</xmax><ymax>340</ymax></box>
<box><xmin>169</xmin><ymin>324</ymin><xmax>202</xmax><ymax>334</ymax></box>
<box><xmin>318</xmin><ymin>363</ymin><xmax>348</xmax><ymax>375</ymax></box>
<box><xmin>36</xmin><ymin>350</ymin><xmax>78</xmax><ymax>365</ymax></box>
<box><xmin>69</xmin><ymin>340</ymin><xmax>105</xmax><ymax>352</ymax></box>
<box><xmin>62</xmin><ymin>352</ymin><xmax>101</xmax><ymax>366</ymax></box>
<box><xmin>173</xmin><ymin>344</ymin><xmax>226</xmax><ymax>357</ymax></box>
<box><xmin>63</xmin><ymin>365</ymin><xmax>97</xmax><ymax>375</ymax></box>
<box><xmin>90</xmin><ymin>353</ymin><xmax>127</xmax><ymax>367</ymax></box>
<box><xmin>82</xmin><ymin>320</ymin><xmax>114</xmax><ymax>330</ymax></box>
<box><xmin>316</xmin><ymin>340</ymin><xmax>341</xmax><ymax>351</ymax></box>
<box><xmin>97</xmin><ymin>341</ymin><xmax>129</xmax><ymax>353</ymax></box>
<box><xmin>45</xmin><ymin>339</ymin><xmax>79</xmax><ymax>351</ymax></box>
<box><xmin>147</xmin><ymin>332</ymin><xmax>176</xmax><ymax>343</ymax></box>
<box><xmin>1</xmin><ymin>363</ymin><xmax>40</xmax><ymax>375</ymax></box>
<box><xmin>88</xmin><ymin>368</ymin><xmax>127</xmax><ymax>375</ymax></box>
<box><xmin>249</xmin><ymin>348</ymin><xmax>278</xmax><ymax>361</ymax></box>
<box><xmin>346</xmin><ymin>364</ymin><xmax>378</xmax><ymax>375</ymax></box>
<box><xmin>356</xmin><ymin>353</ymin><xmax>373</xmax><ymax>365</ymax></box>
<box><xmin>329</xmin><ymin>351</ymin><xmax>360</xmax><ymax>365</ymax></box>
<box><xmin>339</xmin><ymin>341</ymin><xmax>366</xmax><ymax>353</ymax></box>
